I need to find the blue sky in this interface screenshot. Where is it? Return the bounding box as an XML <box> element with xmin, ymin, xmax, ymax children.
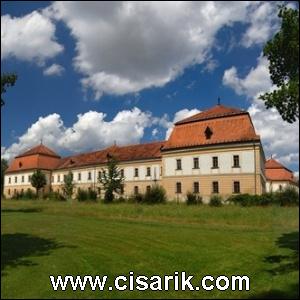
<box><xmin>1</xmin><ymin>1</ymin><xmax>299</xmax><ymax>174</ymax></box>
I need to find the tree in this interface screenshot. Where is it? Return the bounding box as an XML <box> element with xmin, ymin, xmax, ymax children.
<box><xmin>30</xmin><ymin>170</ymin><xmax>47</xmax><ymax>198</ymax></box>
<box><xmin>1</xmin><ymin>159</ymin><xmax>8</xmax><ymax>196</ymax></box>
<box><xmin>63</xmin><ymin>171</ymin><xmax>74</xmax><ymax>200</ymax></box>
<box><xmin>1</xmin><ymin>73</ymin><xmax>18</xmax><ymax>107</ymax></box>
<box><xmin>259</xmin><ymin>6</ymin><xmax>299</xmax><ymax>123</ymax></box>
<box><xmin>98</xmin><ymin>155</ymin><xmax>124</xmax><ymax>203</ymax></box>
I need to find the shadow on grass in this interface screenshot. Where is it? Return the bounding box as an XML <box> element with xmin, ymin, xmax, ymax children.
<box><xmin>250</xmin><ymin>231</ymin><xmax>299</xmax><ymax>299</ymax></box>
<box><xmin>1</xmin><ymin>208</ymin><xmax>43</xmax><ymax>213</ymax></box>
<box><xmin>264</xmin><ymin>231</ymin><xmax>299</xmax><ymax>275</ymax></box>
<box><xmin>1</xmin><ymin>233</ymin><xmax>73</xmax><ymax>276</ymax></box>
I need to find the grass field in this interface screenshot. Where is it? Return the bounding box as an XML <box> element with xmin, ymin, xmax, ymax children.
<box><xmin>1</xmin><ymin>199</ymin><xmax>299</xmax><ymax>299</ymax></box>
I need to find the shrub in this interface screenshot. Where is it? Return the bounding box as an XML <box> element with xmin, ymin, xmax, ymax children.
<box><xmin>115</xmin><ymin>196</ymin><xmax>126</xmax><ymax>203</ymax></box>
<box><xmin>186</xmin><ymin>192</ymin><xmax>202</xmax><ymax>205</ymax></box>
<box><xmin>48</xmin><ymin>191</ymin><xmax>66</xmax><ymax>201</ymax></box>
<box><xmin>25</xmin><ymin>189</ymin><xmax>36</xmax><ymax>199</ymax></box>
<box><xmin>226</xmin><ymin>194</ymin><xmax>253</xmax><ymax>206</ymax></box>
<box><xmin>276</xmin><ymin>186</ymin><xmax>299</xmax><ymax>206</ymax></box>
<box><xmin>88</xmin><ymin>189</ymin><xmax>97</xmax><ymax>202</ymax></box>
<box><xmin>143</xmin><ymin>185</ymin><xmax>167</xmax><ymax>204</ymax></box>
<box><xmin>209</xmin><ymin>195</ymin><xmax>223</xmax><ymax>207</ymax></box>
<box><xmin>259</xmin><ymin>193</ymin><xmax>275</xmax><ymax>206</ymax></box>
<box><xmin>77</xmin><ymin>189</ymin><xmax>88</xmax><ymax>202</ymax></box>
<box><xmin>128</xmin><ymin>193</ymin><xmax>144</xmax><ymax>203</ymax></box>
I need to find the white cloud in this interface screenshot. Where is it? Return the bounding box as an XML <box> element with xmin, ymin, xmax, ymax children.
<box><xmin>1</xmin><ymin>11</ymin><xmax>63</xmax><ymax>64</ymax></box>
<box><xmin>223</xmin><ymin>55</ymin><xmax>272</xmax><ymax>98</ymax></box>
<box><xmin>1</xmin><ymin>108</ymin><xmax>153</xmax><ymax>161</ymax></box>
<box><xmin>241</xmin><ymin>2</ymin><xmax>279</xmax><ymax>48</ymax></box>
<box><xmin>43</xmin><ymin>63</ymin><xmax>65</xmax><ymax>76</ymax></box>
<box><xmin>223</xmin><ymin>54</ymin><xmax>299</xmax><ymax>171</ymax></box>
<box><xmin>45</xmin><ymin>1</ymin><xmax>263</xmax><ymax>99</ymax></box>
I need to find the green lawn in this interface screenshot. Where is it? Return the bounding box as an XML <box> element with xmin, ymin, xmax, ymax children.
<box><xmin>1</xmin><ymin>199</ymin><xmax>299</xmax><ymax>299</ymax></box>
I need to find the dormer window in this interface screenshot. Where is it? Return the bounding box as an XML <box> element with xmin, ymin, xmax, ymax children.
<box><xmin>19</xmin><ymin>162</ymin><xmax>23</xmax><ymax>168</ymax></box>
<box><xmin>205</xmin><ymin>126</ymin><xmax>213</xmax><ymax>139</ymax></box>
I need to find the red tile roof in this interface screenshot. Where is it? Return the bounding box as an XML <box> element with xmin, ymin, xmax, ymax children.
<box><xmin>163</xmin><ymin>106</ymin><xmax>260</xmax><ymax>150</ymax></box>
<box><xmin>16</xmin><ymin>144</ymin><xmax>60</xmax><ymax>158</ymax></box>
<box><xmin>6</xmin><ymin>154</ymin><xmax>61</xmax><ymax>173</ymax></box>
<box><xmin>265</xmin><ymin>158</ymin><xmax>297</xmax><ymax>183</ymax></box>
<box><xmin>56</xmin><ymin>141</ymin><xmax>165</xmax><ymax>170</ymax></box>
<box><xmin>175</xmin><ymin>105</ymin><xmax>247</xmax><ymax>125</ymax></box>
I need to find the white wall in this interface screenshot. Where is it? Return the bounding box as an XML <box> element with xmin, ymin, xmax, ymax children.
<box><xmin>5</xmin><ymin>171</ymin><xmax>34</xmax><ymax>186</ymax></box>
<box><xmin>266</xmin><ymin>181</ymin><xmax>299</xmax><ymax>192</ymax></box>
<box><xmin>52</xmin><ymin>164</ymin><xmax>161</xmax><ymax>184</ymax></box>
<box><xmin>164</xmin><ymin>150</ymin><xmax>255</xmax><ymax>176</ymax></box>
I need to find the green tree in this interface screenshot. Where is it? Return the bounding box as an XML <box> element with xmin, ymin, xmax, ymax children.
<box><xmin>259</xmin><ymin>6</ymin><xmax>299</xmax><ymax>123</ymax></box>
<box><xmin>1</xmin><ymin>73</ymin><xmax>18</xmax><ymax>107</ymax></box>
<box><xmin>1</xmin><ymin>159</ymin><xmax>8</xmax><ymax>196</ymax></box>
<box><xmin>63</xmin><ymin>171</ymin><xmax>74</xmax><ymax>200</ymax></box>
<box><xmin>98</xmin><ymin>155</ymin><xmax>124</xmax><ymax>203</ymax></box>
<box><xmin>30</xmin><ymin>170</ymin><xmax>47</xmax><ymax>198</ymax></box>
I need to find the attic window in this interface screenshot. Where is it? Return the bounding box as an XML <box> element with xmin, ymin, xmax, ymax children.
<box><xmin>205</xmin><ymin>126</ymin><xmax>213</xmax><ymax>139</ymax></box>
<box><xmin>70</xmin><ymin>159</ymin><xmax>75</xmax><ymax>164</ymax></box>
<box><xmin>19</xmin><ymin>162</ymin><xmax>23</xmax><ymax>168</ymax></box>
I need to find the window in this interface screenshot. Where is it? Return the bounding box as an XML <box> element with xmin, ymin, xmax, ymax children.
<box><xmin>120</xmin><ymin>185</ymin><xmax>124</xmax><ymax>195</ymax></box>
<box><xmin>176</xmin><ymin>182</ymin><xmax>182</xmax><ymax>194</ymax></box>
<box><xmin>28</xmin><ymin>175</ymin><xmax>31</xmax><ymax>182</ymax></box>
<box><xmin>88</xmin><ymin>172</ymin><xmax>92</xmax><ymax>180</ymax></box>
<box><xmin>57</xmin><ymin>175</ymin><xmax>60</xmax><ymax>182</ymax></box>
<box><xmin>134</xmin><ymin>186</ymin><xmax>139</xmax><ymax>195</ymax></box>
<box><xmin>146</xmin><ymin>167</ymin><xmax>151</xmax><ymax>177</ymax></box>
<box><xmin>212</xmin><ymin>181</ymin><xmax>219</xmax><ymax>193</ymax></box>
<box><xmin>233</xmin><ymin>181</ymin><xmax>240</xmax><ymax>194</ymax></box>
<box><xmin>212</xmin><ymin>156</ymin><xmax>218</xmax><ymax>168</ymax></box>
<box><xmin>78</xmin><ymin>173</ymin><xmax>81</xmax><ymax>181</ymax></box>
<box><xmin>146</xmin><ymin>185</ymin><xmax>151</xmax><ymax>193</ymax></box>
<box><xmin>134</xmin><ymin>168</ymin><xmax>139</xmax><ymax>177</ymax></box>
<box><xmin>279</xmin><ymin>184</ymin><xmax>283</xmax><ymax>192</ymax></box>
<box><xmin>233</xmin><ymin>155</ymin><xmax>240</xmax><ymax>168</ymax></box>
<box><xmin>15</xmin><ymin>176</ymin><xmax>17</xmax><ymax>183</ymax></box>
<box><xmin>98</xmin><ymin>171</ymin><xmax>101</xmax><ymax>179</ymax></box>
<box><xmin>8</xmin><ymin>177</ymin><xmax>11</xmax><ymax>184</ymax></box>
<box><xmin>205</xmin><ymin>126</ymin><xmax>213</xmax><ymax>139</ymax></box>
<box><xmin>176</xmin><ymin>159</ymin><xmax>182</xmax><ymax>170</ymax></box>
<box><xmin>8</xmin><ymin>189</ymin><xmax>10</xmax><ymax>195</ymax></box>
<box><xmin>193</xmin><ymin>157</ymin><xmax>199</xmax><ymax>169</ymax></box>
<box><xmin>63</xmin><ymin>174</ymin><xmax>67</xmax><ymax>181</ymax></box>
<box><xmin>120</xmin><ymin>169</ymin><xmax>124</xmax><ymax>177</ymax></box>
<box><xmin>21</xmin><ymin>176</ymin><xmax>24</xmax><ymax>183</ymax></box>
<box><xmin>193</xmin><ymin>182</ymin><xmax>199</xmax><ymax>193</ymax></box>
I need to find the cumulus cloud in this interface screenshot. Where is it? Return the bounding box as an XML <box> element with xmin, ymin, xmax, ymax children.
<box><xmin>44</xmin><ymin>1</ymin><xmax>266</xmax><ymax>99</ymax></box>
<box><xmin>241</xmin><ymin>2</ymin><xmax>279</xmax><ymax>48</ymax></box>
<box><xmin>43</xmin><ymin>63</ymin><xmax>65</xmax><ymax>76</ymax></box>
<box><xmin>223</xmin><ymin>56</ymin><xmax>272</xmax><ymax>97</ymax></box>
<box><xmin>1</xmin><ymin>11</ymin><xmax>63</xmax><ymax>64</ymax></box>
<box><xmin>223</xmin><ymin>54</ymin><xmax>299</xmax><ymax>171</ymax></box>
<box><xmin>1</xmin><ymin>108</ymin><xmax>153</xmax><ymax>161</ymax></box>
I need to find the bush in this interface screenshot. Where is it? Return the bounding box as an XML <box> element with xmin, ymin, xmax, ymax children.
<box><xmin>47</xmin><ymin>191</ymin><xmax>66</xmax><ymax>201</ymax></box>
<box><xmin>186</xmin><ymin>192</ymin><xmax>202</xmax><ymax>205</ymax></box>
<box><xmin>104</xmin><ymin>190</ymin><xmax>114</xmax><ymax>203</ymax></box>
<box><xmin>128</xmin><ymin>193</ymin><xmax>144</xmax><ymax>203</ymax></box>
<box><xmin>115</xmin><ymin>196</ymin><xmax>126</xmax><ymax>203</ymax></box>
<box><xmin>77</xmin><ymin>189</ymin><xmax>98</xmax><ymax>202</ymax></box>
<box><xmin>226</xmin><ymin>194</ymin><xmax>253</xmax><ymax>206</ymax></box>
<box><xmin>77</xmin><ymin>189</ymin><xmax>88</xmax><ymax>202</ymax></box>
<box><xmin>88</xmin><ymin>189</ymin><xmax>97</xmax><ymax>201</ymax></box>
<box><xmin>276</xmin><ymin>186</ymin><xmax>299</xmax><ymax>206</ymax></box>
<box><xmin>209</xmin><ymin>195</ymin><xmax>223</xmax><ymax>207</ymax></box>
<box><xmin>143</xmin><ymin>185</ymin><xmax>167</xmax><ymax>204</ymax></box>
